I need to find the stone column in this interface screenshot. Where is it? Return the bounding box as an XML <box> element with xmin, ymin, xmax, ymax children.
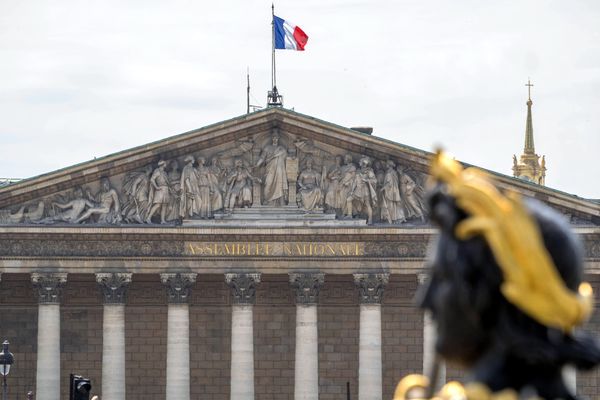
<box><xmin>161</xmin><ymin>273</ymin><xmax>197</xmax><ymax>400</ymax></box>
<box><xmin>289</xmin><ymin>273</ymin><xmax>325</xmax><ymax>400</ymax></box>
<box><xmin>354</xmin><ymin>273</ymin><xmax>389</xmax><ymax>400</ymax></box>
<box><xmin>31</xmin><ymin>273</ymin><xmax>67</xmax><ymax>400</ymax></box>
<box><xmin>417</xmin><ymin>273</ymin><xmax>446</xmax><ymax>387</ymax></box>
<box><xmin>96</xmin><ymin>273</ymin><xmax>132</xmax><ymax>400</ymax></box>
<box><xmin>225</xmin><ymin>273</ymin><xmax>261</xmax><ymax>400</ymax></box>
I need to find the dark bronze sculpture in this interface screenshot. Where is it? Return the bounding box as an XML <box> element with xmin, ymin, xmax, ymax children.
<box><xmin>395</xmin><ymin>151</ymin><xmax>600</xmax><ymax>400</ymax></box>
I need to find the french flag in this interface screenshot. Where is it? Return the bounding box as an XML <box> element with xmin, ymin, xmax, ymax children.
<box><xmin>274</xmin><ymin>15</ymin><xmax>308</xmax><ymax>51</ymax></box>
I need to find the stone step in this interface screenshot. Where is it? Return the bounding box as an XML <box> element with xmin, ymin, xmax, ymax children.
<box><xmin>213</xmin><ymin>212</ymin><xmax>336</xmax><ymax>220</ymax></box>
<box><xmin>227</xmin><ymin>205</ymin><xmax>315</xmax><ymax>214</ymax></box>
<box><xmin>183</xmin><ymin>205</ymin><xmax>368</xmax><ymax>226</ymax></box>
<box><xmin>182</xmin><ymin>218</ymin><xmax>367</xmax><ymax>227</ymax></box>
<box><xmin>212</xmin><ymin>206</ymin><xmax>337</xmax><ymax>220</ymax></box>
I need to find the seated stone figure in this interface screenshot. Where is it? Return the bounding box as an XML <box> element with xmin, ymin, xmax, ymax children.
<box><xmin>225</xmin><ymin>159</ymin><xmax>260</xmax><ymax>210</ymax></box>
<box><xmin>394</xmin><ymin>151</ymin><xmax>600</xmax><ymax>400</ymax></box>
<box><xmin>297</xmin><ymin>158</ymin><xmax>323</xmax><ymax>211</ymax></box>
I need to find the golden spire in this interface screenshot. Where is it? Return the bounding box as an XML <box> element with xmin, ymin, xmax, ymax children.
<box><xmin>512</xmin><ymin>79</ymin><xmax>546</xmax><ymax>185</ymax></box>
<box><xmin>523</xmin><ymin>79</ymin><xmax>535</xmax><ymax>154</ymax></box>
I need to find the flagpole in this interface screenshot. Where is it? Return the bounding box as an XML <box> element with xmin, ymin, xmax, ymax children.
<box><xmin>247</xmin><ymin>67</ymin><xmax>250</xmax><ymax>114</ymax></box>
<box><xmin>271</xmin><ymin>3</ymin><xmax>276</xmax><ymax>90</ymax></box>
<box><xmin>268</xmin><ymin>3</ymin><xmax>282</xmax><ymax>107</ymax></box>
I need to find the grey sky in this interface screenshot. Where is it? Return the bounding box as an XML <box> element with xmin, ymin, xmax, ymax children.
<box><xmin>1</xmin><ymin>0</ymin><xmax>598</xmax><ymax>198</ymax></box>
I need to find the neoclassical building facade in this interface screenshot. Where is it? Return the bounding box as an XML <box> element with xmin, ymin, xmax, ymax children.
<box><xmin>0</xmin><ymin>108</ymin><xmax>599</xmax><ymax>400</ymax></box>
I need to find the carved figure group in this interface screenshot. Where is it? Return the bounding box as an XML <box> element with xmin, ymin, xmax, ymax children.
<box><xmin>74</xmin><ymin>178</ymin><xmax>121</xmax><ymax>224</ymax></box>
<box><xmin>46</xmin><ymin>187</ymin><xmax>94</xmax><ymax>223</ymax></box>
<box><xmin>180</xmin><ymin>156</ymin><xmax>223</xmax><ymax>219</ymax></box>
<box><xmin>0</xmin><ymin>131</ymin><xmax>428</xmax><ymax>226</ymax></box>
<box><xmin>26</xmin><ymin>183</ymin><xmax>120</xmax><ymax>225</ymax></box>
<box><xmin>318</xmin><ymin>154</ymin><xmax>426</xmax><ymax>225</ymax></box>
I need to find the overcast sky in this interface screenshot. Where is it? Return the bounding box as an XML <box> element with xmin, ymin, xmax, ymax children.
<box><xmin>1</xmin><ymin>0</ymin><xmax>598</xmax><ymax>198</ymax></box>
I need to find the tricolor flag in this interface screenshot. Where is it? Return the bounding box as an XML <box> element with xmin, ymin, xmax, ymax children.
<box><xmin>274</xmin><ymin>15</ymin><xmax>309</xmax><ymax>51</ymax></box>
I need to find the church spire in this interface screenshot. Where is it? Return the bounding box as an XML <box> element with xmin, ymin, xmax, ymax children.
<box><xmin>512</xmin><ymin>79</ymin><xmax>546</xmax><ymax>185</ymax></box>
<box><xmin>523</xmin><ymin>79</ymin><xmax>535</xmax><ymax>154</ymax></box>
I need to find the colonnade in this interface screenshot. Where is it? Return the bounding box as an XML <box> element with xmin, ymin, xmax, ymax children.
<box><xmin>26</xmin><ymin>271</ymin><xmax>476</xmax><ymax>400</ymax></box>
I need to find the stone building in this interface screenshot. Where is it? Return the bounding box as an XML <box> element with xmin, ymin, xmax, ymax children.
<box><xmin>0</xmin><ymin>107</ymin><xmax>599</xmax><ymax>400</ymax></box>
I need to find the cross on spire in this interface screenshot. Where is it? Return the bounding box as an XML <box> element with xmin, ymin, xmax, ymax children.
<box><xmin>523</xmin><ymin>79</ymin><xmax>535</xmax><ymax>154</ymax></box>
<box><xmin>525</xmin><ymin>79</ymin><xmax>534</xmax><ymax>101</ymax></box>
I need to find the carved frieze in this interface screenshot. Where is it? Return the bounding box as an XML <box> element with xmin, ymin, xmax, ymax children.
<box><xmin>353</xmin><ymin>273</ymin><xmax>389</xmax><ymax>304</ymax></box>
<box><xmin>160</xmin><ymin>273</ymin><xmax>197</xmax><ymax>304</ymax></box>
<box><xmin>289</xmin><ymin>272</ymin><xmax>325</xmax><ymax>304</ymax></box>
<box><xmin>95</xmin><ymin>273</ymin><xmax>132</xmax><ymax>304</ymax></box>
<box><xmin>2</xmin><ymin>236</ymin><xmax>597</xmax><ymax>260</ymax></box>
<box><xmin>0</xmin><ymin>238</ymin><xmax>431</xmax><ymax>258</ymax></box>
<box><xmin>225</xmin><ymin>273</ymin><xmax>261</xmax><ymax>304</ymax></box>
<box><xmin>0</xmin><ymin>237</ymin><xmax>436</xmax><ymax>259</ymax></box>
<box><xmin>31</xmin><ymin>273</ymin><xmax>68</xmax><ymax>304</ymax></box>
<box><xmin>0</xmin><ymin>127</ymin><xmax>430</xmax><ymax>226</ymax></box>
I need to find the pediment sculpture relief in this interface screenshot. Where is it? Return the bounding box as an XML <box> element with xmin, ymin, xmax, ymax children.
<box><xmin>0</xmin><ymin>129</ymin><xmax>428</xmax><ymax>226</ymax></box>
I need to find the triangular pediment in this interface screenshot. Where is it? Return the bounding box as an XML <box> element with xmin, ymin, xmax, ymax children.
<box><xmin>0</xmin><ymin>107</ymin><xmax>598</xmax><ymax>226</ymax></box>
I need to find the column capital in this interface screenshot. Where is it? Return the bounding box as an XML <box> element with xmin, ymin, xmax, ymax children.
<box><xmin>417</xmin><ymin>272</ymin><xmax>430</xmax><ymax>285</ymax></box>
<box><xmin>289</xmin><ymin>272</ymin><xmax>325</xmax><ymax>305</ymax></box>
<box><xmin>160</xmin><ymin>273</ymin><xmax>197</xmax><ymax>304</ymax></box>
<box><xmin>225</xmin><ymin>273</ymin><xmax>261</xmax><ymax>305</ymax></box>
<box><xmin>353</xmin><ymin>273</ymin><xmax>389</xmax><ymax>304</ymax></box>
<box><xmin>96</xmin><ymin>273</ymin><xmax>132</xmax><ymax>304</ymax></box>
<box><xmin>31</xmin><ymin>273</ymin><xmax>67</xmax><ymax>304</ymax></box>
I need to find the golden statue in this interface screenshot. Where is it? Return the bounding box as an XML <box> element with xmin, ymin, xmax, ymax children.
<box><xmin>394</xmin><ymin>151</ymin><xmax>598</xmax><ymax>400</ymax></box>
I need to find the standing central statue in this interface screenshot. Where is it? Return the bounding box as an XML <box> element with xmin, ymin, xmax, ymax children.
<box><xmin>256</xmin><ymin>130</ymin><xmax>288</xmax><ymax>206</ymax></box>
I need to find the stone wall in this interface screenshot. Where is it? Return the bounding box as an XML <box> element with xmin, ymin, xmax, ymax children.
<box><xmin>254</xmin><ymin>285</ymin><xmax>295</xmax><ymax>400</ymax></box>
<box><xmin>0</xmin><ymin>273</ymin><xmax>38</xmax><ymax>398</ymax></box>
<box><xmin>382</xmin><ymin>275</ymin><xmax>423</xmax><ymax>400</ymax></box>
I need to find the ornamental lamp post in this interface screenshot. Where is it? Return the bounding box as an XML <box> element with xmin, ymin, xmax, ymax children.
<box><xmin>0</xmin><ymin>340</ymin><xmax>14</xmax><ymax>400</ymax></box>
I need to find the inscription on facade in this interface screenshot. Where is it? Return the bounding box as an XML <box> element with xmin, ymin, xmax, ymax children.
<box><xmin>184</xmin><ymin>242</ymin><xmax>364</xmax><ymax>257</ymax></box>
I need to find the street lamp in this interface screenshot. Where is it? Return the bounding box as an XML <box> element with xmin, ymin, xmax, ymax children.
<box><xmin>0</xmin><ymin>340</ymin><xmax>14</xmax><ymax>400</ymax></box>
